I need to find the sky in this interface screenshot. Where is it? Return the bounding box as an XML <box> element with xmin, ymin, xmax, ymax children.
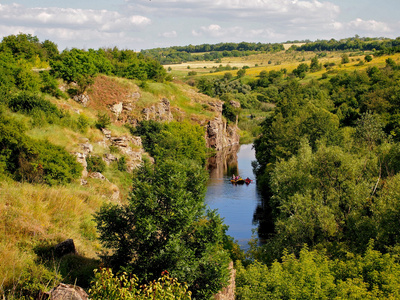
<box><xmin>0</xmin><ymin>0</ymin><xmax>399</xmax><ymax>51</ymax></box>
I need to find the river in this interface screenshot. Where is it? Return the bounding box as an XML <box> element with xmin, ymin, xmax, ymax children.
<box><xmin>205</xmin><ymin>144</ymin><xmax>261</xmax><ymax>249</ymax></box>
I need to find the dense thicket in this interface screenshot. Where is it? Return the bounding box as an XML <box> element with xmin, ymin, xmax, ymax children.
<box><xmin>244</xmin><ymin>47</ymin><xmax>400</xmax><ymax>299</ymax></box>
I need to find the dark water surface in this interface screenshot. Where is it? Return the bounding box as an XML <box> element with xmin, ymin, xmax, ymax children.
<box><xmin>205</xmin><ymin>144</ymin><xmax>261</xmax><ymax>249</ymax></box>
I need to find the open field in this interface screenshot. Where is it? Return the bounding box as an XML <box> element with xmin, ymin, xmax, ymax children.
<box><xmin>166</xmin><ymin>50</ymin><xmax>400</xmax><ymax>81</ymax></box>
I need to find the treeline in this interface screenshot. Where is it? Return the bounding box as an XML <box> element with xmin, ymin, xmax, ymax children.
<box><xmin>141</xmin><ymin>42</ymin><xmax>284</xmax><ymax>64</ymax></box>
<box><xmin>294</xmin><ymin>36</ymin><xmax>400</xmax><ymax>54</ymax></box>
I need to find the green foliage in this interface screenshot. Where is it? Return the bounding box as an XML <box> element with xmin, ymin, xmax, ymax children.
<box><xmin>152</xmin><ymin>121</ymin><xmax>207</xmax><ymax>165</ymax></box>
<box><xmin>117</xmin><ymin>156</ymin><xmax>127</xmax><ymax>172</ymax></box>
<box><xmin>293</xmin><ymin>62</ymin><xmax>309</xmax><ymax>78</ymax></box>
<box><xmin>341</xmin><ymin>53</ymin><xmax>350</xmax><ymax>64</ymax></box>
<box><xmin>39</xmin><ymin>70</ymin><xmax>65</xmax><ymax>98</ymax></box>
<box><xmin>94</xmin><ymin>159</ymin><xmax>230</xmax><ymax>299</ymax></box>
<box><xmin>89</xmin><ymin>268</ymin><xmax>191</xmax><ymax>300</ymax></box>
<box><xmin>364</xmin><ymin>54</ymin><xmax>373</xmax><ymax>62</ymax></box>
<box><xmin>237</xmin><ymin>68</ymin><xmax>246</xmax><ymax>78</ymax></box>
<box><xmin>310</xmin><ymin>56</ymin><xmax>322</xmax><ymax>72</ymax></box>
<box><xmin>131</xmin><ymin>120</ymin><xmax>165</xmax><ymax>152</ymax></box>
<box><xmin>133</xmin><ymin>120</ymin><xmax>208</xmax><ymax>165</ymax></box>
<box><xmin>95</xmin><ymin>112</ymin><xmax>111</xmax><ymax>129</ymax></box>
<box><xmin>237</xmin><ymin>243</ymin><xmax>400</xmax><ymax>300</ymax></box>
<box><xmin>8</xmin><ymin>92</ymin><xmax>61</xmax><ymax>117</ymax></box>
<box><xmin>0</xmin><ymin>113</ymin><xmax>82</xmax><ymax>185</ymax></box>
<box><xmin>50</xmin><ymin>48</ymin><xmax>98</xmax><ymax>92</ymax></box>
<box><xmin>77</xmin><ymin>114</ymin><xmax>90</xmax><ymax>133</ymax></box>
<box><xmin>0</xmin><ymin>33</ymin><xmax>54</xmax><ymax>63</ymax></box>
<box><xmin>87</xmin><ymin>156</ymin><xmax>106</xmax><ymax>173</ymax></box>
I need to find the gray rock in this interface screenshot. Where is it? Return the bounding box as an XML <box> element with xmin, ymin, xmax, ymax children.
<box><xmin>79</xmin><ymin>143</ymin><xmax>93</xmax><ymax>155</ymax></box>
<box><xmin>89</xmin><ymin>172</ymin><xmax>108</xmax><ymax>181</ymax></box>
<box><xmin>103</xmin><ymin>153</ymin><xmax>118</xmax><ymax>165</ymax></box>
<box><xmin>73</xmin><ymin>94</ymin><xmax>90</xmax><ymax>107</ymax></box>
<box><xmin>45</xmin><ymin>283</ymin><xmax>88</xmax><ymax>300</ymax></box>
<box><xmin>54</xmin><ymin>239</ymin><xmax>76</xmax><ymax>258</ymax></box>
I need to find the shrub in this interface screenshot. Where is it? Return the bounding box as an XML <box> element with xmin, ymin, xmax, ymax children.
<box><xmin>86</xmin><ymin>155</ymin><xmax>106</xmax><ymax>173</ymax></box>
<box><xmin>89</xmin><ymin>268</ymin><xmax>191</xmax><ymax>300</ymax></box>
<box><xmin>0</xmin><ymin>115</ymin><xmax>82</xmax><ymax>185</ymax></box>
<box><xmin>8</xmin><ymin>92</ymin><xmax>61</xmax><ymax>116</ymax></box>
<box><xmin>95</xmin><ymin>112</ymin><xmax>111</xmax><ymax>129</ymax></box>
<box><xmin>117</xmin><ymin>156</ymin><xmax>127</xmax><ymax>172</ymax></box>
<box><xmin>76</xmin><ymin>114</ymin><xmax>90</xmax><ymax>133</ymax></box>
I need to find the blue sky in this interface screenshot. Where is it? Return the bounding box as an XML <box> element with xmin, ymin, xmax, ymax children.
<box><xmin>0</xmin><ymin>0</ymin><xmax>398</xmax><ymax>51</ymax></box>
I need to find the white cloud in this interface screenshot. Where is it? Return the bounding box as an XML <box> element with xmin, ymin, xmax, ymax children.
<box><xmin>160</xmin><ymin>30</ymin><xmax>178</xmax><ymax>38</ymax></box>
<box><xmin>0</xmin><ymin>3</ymin><xmax>152</xmax><ymax>49</ymax></box>
<box><xmin>192</xmin><ymin>24</ymin><xmax>280</xmax><ymax>41</ymax></box>
<box><xmin>0</xmin><ymin>4</ymin><xmax>150</xmax><ymax>31</ymax></box>
<box><xmin>126</xmin><ymin>0</ymin><xmax>340</xmax><ymax>22</ymax></box>
<box><xmin>348</xmin><ymin>18</ymin><xmax>391</xmax><ymax>33</ymax></box>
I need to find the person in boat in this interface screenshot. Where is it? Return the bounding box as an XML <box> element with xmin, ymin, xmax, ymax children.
<box><xmin>232</xmin><ymin>174</ymin><xmax>236</xmax><ymax>180</ymax></box>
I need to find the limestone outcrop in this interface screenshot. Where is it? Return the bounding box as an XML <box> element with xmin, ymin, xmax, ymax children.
<box><xmin>43</xmin><ymin>283</ymin><xmax>88</xmax><ymax>300</ymax></box>
<box><xmin>206</xmin><ymin>116</ymin><xmax>240</xmax><ymax>151</ymax></box>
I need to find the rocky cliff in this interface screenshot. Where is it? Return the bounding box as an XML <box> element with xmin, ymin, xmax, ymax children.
<box><xmin>69</xmin><ymin>76</ymin><xmax>239</xmax><ymax>197</ymax></box>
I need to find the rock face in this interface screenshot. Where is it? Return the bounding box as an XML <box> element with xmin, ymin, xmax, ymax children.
<box><xmin>73</xmin><ymin>94</ymin><xmax>90</xmax><ymax>107</ymax></box>
<box><xmin>206</xmin><ymin>117</ymin><xmax>240</xmax><ymax>151</ymax></box>
<box><xmin>142</xmin><ymin>98</ymin><xmax>173</xmax><ymax>122</ymax></box>
<box><xmin>74</xmin><ymin>152</ymin><xmax>88</xmax><ymax>178</ymax></box>
<box><xmin>214</xmin><ymin>261</ymin><xmax>236</xmax><ymax>300</ymax></box>
<box><xmin>44</xmin><ymin>283</ymin><xmax>88</xmax><ymax>300</ymax></box>
<box><xmin>204</xmin><ymin>100</ymin><xmax>240</xmax><ymax>151</ymax></box>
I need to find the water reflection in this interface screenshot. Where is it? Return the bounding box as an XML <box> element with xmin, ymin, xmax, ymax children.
<box><xmin>205</xmin><ymin>144</ymin><xmax>261</xmax><ymax>249</ymax></box>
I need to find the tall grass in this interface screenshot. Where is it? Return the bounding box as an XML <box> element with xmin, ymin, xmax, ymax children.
<box><xmin>0</xmin><ymin>181</ymin><xmax>106</xmax><ymax>295</ymax></box>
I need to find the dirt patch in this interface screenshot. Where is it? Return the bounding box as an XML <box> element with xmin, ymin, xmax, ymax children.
<box><xmin>87</xmin><ymin>76</ymin><xmax>134</xmax><ymax>112</ymax></box>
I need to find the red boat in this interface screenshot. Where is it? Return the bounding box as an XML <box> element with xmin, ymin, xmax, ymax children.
<box><xmin>244</xmin><ymin>178</ymin><xmax>253</xmax><ymax>184</ymax></box>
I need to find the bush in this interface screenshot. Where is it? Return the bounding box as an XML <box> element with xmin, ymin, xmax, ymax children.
<box><xmin>117</xmin><ymin>156</ymin><xmax>127</xmax><ymax>172</ymax></box>
<box><xmin>95</xmin><ymin>112</ymin><xmax>111</xmax><ymax>129</ymax></box>
<box><xmin>0</xmin><ymin>114</ymin><xmax>82</xmax><ymax>185</ymax></box>
<box><xmin>86</xmin><ymin>156</ymin><xmax>106</xmax><ymax>173</ymax></box>
<box><xmin>89</xmin><ymin>268</ymin><xmax>191</xmax><ymax>300</ymax></box>
<box><xmin>76</xmin><ymin>114</ymin><xmax>90</xmax><ymax>133</ymax></box>
<box><xmin>8</xmin><ymin>92</ymin><xmax>61</xmax><ymax>116</ymax></box>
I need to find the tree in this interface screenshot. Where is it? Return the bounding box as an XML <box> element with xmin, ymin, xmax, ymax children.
<box><xmin>364</xmin><ymin>54</ymin><xmax>373</xmax><ymax>62</ymax></box>
<box><xmin>50</xmin><ymin>48</ymin><xmax>98</xmax><ymax>93</ymax></box>
<box><xmin>341</xmin><ymin>53</ymin><xmax>350</xmax><ymax>64</ymax></box>
<box><xmin>237</xmin><ymin>69</ymin><xmax>246</xmax><ymax>78</ymax></box>
<box><xmin>292</xmin><ymin>63</ymin><xmax>309</xmax><ymax>78</ymax></box>
<box><xmin>95</xmin><ymin>159</ymin><xmax>230</xmax><ymax>299</ymax></box>
<box><xmin>310</xmin><ymin>56</ymin><xmax>321</xmax><ymax>72</ymax></box>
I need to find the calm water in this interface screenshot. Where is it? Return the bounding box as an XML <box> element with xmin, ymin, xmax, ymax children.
<box><xmin>205</xmin><ymin>144</ymin><xmax>261</xmax><ymax>249</ymax></box>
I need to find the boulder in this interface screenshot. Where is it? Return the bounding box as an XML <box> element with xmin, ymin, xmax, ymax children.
<box><xmin>109</xmin><ymin>102</ymin><xmax>123</xmax><ymax>117</ymax></box>
<box><xmin>89</xmin><ymin>172</ymin><xmax>108</xmax><ymax>181</ymax></box>
<box><xmin>79</xmin><ymin>143</ymin><xmax>93</xmax><ymax>155</ymax></box>
<box><xmin>103</xmin><ymin>153</ymin><xmax>118</xmax><ymax>165</ymax></box>
<box><xmin>44</xmin><ymin>283</ymin><xmax>88</xmax><ymax>300</ymax></box>
<box><xmin>101</xmin><ymin>128</ymin><xmax>112</xmax><ymax>139</ymax></box>
<box><xmin>54</xmin><ymin>239</ymin><xmax>76</xmax><ymax>258</ymax></box>
<box><xmin>73</xmin><ymin>94</ymin><xmax>90</xmax><ymax>107</ymax></box>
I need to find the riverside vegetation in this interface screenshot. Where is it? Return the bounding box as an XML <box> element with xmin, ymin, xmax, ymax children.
<box><xmin>2</xmin><ymin>33</ymin><xmax>400</xmax><ymax>299</ymax></box>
